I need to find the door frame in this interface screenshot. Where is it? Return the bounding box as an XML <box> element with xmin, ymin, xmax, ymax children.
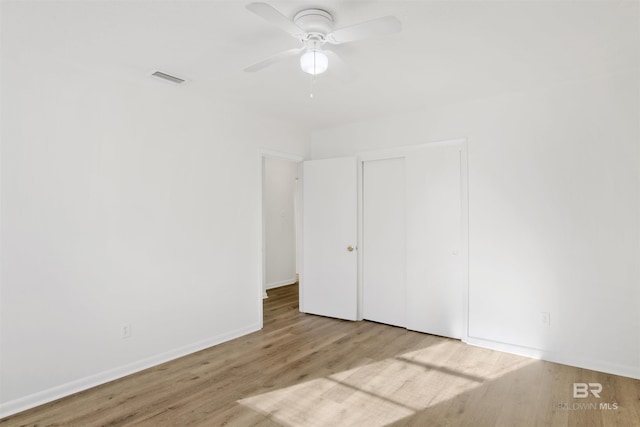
<box><xmin>355</xmin><ymin>139</ymin><xmax>469</xmax><ymax>339</ymax></box>
<box><xmin>259</xmin><ymin>149</ymin><xmax>304</xmax><ymax>324</ymax></box>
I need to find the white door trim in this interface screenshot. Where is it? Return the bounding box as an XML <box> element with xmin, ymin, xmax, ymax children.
<box><xmin>357</xmin><ymin>139</ymin><xmax>467</xmax><ymax>160</ymax></box>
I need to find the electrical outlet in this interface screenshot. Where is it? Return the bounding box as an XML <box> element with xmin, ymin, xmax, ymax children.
<box><xmin>540</xmin><ymin>312</ymin><xmax>550</xmax><ymax>327</ymax></box>
<box><xmin>121</xmin><ymin>323</ymin><xmax>131</xmax><ymax>339</ymax></box>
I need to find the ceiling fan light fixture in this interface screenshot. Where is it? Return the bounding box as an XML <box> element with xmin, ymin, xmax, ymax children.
<box><xmin>300</xmin><ymin>50</ymin><xmax>328</xmax><ymax>75</ymax></box>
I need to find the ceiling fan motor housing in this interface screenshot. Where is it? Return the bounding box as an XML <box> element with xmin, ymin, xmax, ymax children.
<box><xmin>294</xmin><ymin>9</ymin><xmax>334</xmax><ymax>35</ymax></box>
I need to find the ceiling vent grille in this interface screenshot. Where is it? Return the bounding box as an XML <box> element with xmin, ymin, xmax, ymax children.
<box><xmin>151</xmin><ymin>71</ymin><xmax>186</xmax><ymax>84</ymax></box>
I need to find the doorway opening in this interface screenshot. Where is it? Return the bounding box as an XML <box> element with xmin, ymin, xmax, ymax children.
<box><xmin>260</xmin><ymin>152</ymin><xmax>303</xmax><ymax>321</ymax></box>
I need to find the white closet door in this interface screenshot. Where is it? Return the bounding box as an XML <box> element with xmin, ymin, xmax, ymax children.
<box><xmin>302</xmin><ymin>157</ymin><xmax>358</xmax><ymax>321</ymax></box>
<box><xmin>406</xmin><ymin>145</ymin><xmax>464</xmax><ymax>338</ymax></box>
<box><xmin>363</xmin><ymin>158</ymin><xmax>406</xmax><ymax>328</ymax></box>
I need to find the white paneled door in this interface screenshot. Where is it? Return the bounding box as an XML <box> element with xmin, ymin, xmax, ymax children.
<box><xmin>360</xmin><ymin>142</ymin><xmax>466</xmax><ymax>339</ymax></box>
<box><xmin>406</xmin><ymin>145</ymin><xmax>464</xmax><ymax>338</ymax></box>
<box><xmin>301</xmin><ymin>157</ymin><xmax>358</xmax><ymax>321</ymax></box>
<box><xmin>363</xmin><ymin>158</ymin><xmax>406</xmax><ymax>328</ymax></box>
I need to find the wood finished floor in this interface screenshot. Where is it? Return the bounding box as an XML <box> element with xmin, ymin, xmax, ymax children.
<box><xmin>2</xmin><ymin>283</ymin><xmax>640</xmax><ymax>426</ymax></box>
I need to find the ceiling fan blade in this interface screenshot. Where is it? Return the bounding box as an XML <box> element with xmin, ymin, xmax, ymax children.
<box><xmin>244</xmin><ymin>47</ymin><xmax>304</xmax><ymax>72</ymax></box>
<box><xmin>328</xmin><ymin>16</ymin><xmax>401</xmax><ymax>44</ymax></box>
<box><xmin>246</xmin><ymin>2</ymin><xmax>304</xmax><ymax>37</ymax></box>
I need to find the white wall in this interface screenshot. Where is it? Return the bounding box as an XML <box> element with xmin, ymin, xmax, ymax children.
<box><xmin>311</xmin><ymin>67</ymin><xmax>640</xmax><ymax>378</ymax></box>
<box><xmin>0</xmin><ymin>51</ymin><xmax>307</xmax><ymax>414</ymax></box>
<box><xmin>264</xmin><ymin>158</ymin><xmax>298</xmax><ymax>289</ymax></box>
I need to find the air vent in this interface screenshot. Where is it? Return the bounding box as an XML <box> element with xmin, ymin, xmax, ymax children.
<box><xmin>151</xmin><ymin>71</ymin><xmax>186</xmax><ymax>84</ymax></box>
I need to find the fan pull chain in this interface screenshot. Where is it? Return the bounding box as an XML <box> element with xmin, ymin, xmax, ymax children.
<box><xmin>310</xmin><ymin>52</ymin><xmax>318</xmax><ymax>99</ymax></box>
<box><xmin>309</xmin><ymin>73</ymin><xmax>316</xmax><ymax>99</ymax></box>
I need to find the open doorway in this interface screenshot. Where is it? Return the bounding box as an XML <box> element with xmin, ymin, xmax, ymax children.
<box><xmin>261</xmin><ymin>153</ymin><xmax>302</xmax><ymax>308</ymax></box>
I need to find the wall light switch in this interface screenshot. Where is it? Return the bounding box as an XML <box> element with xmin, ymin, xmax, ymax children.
<box><xmin>540</xmin><ymin>312</ymin><xmax>550</xmax><ymax>327</ymax></box>
<box><xmin>121</xmin><ymin>323</ymin><xmax>132</xmax><ymax>339</ymax></box>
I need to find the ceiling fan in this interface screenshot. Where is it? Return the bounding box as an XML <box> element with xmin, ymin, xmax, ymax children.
<box><xmin>244</xmin><ymin>2</ymin><xmax>401</xmax><ymax>76</ymax></box>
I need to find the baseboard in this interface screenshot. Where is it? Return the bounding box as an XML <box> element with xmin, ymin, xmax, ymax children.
<box><xmin>0</xmin><ymin>323</ymin><xmax>262</xmax><ymax>419</ymax></box>
<box><xmin>265</xmin><ymin>278</ymin><xmax>297</xmax><ymax>290</ymax></box>
<box><xmin>464</xmin><ymin>336</ymin><xmax>640</xmax><ymax>380</ymax></box>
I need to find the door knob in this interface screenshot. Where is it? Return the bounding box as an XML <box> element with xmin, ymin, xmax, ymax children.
<box><xmin>347</xmin><ymin>246</ymin><xmax>355</xmax><ymax>252</ymax></box>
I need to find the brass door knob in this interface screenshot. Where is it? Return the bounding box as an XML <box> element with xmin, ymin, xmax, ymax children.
<box><xmin>347</xmin><ymin>246</ymin><xmax>355</xmax><ymax>252</ymax></box>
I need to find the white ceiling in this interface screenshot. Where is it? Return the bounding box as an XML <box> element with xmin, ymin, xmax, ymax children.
<box><xmin>3</xmin><ymin>0</ymin><xmax>638</xmax><ymax>130</ymax></box>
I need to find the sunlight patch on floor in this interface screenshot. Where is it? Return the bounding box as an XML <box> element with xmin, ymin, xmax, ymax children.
<box><xmin>238</xmin><ymin>340</ymin><xmax>534</xmax><ymax>426</ymax></box>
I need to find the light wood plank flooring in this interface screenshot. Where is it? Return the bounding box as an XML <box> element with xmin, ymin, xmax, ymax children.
<box><xmin>2</xmin><ymin>284</ymin><xmax>639</xmax><ymax>426</ymax></box>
